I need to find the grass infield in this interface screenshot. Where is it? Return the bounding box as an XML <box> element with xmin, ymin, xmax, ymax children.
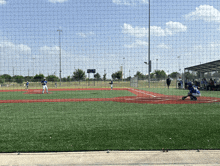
<box><xmin>0</xmin><ymin>101</ymin><xmax>220</xmax><ymax>152</ymax></box>
<box><xmin>0</xmin><ymin>90</ymin><xmax>135</xmax><ymax>100</ymax></box>
<box><xmin>138</xmin><ymin>88</ymin><xmax>220</xmax><ymax>98</ymax></box>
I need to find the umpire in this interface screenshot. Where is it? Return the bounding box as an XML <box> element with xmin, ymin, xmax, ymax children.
<box><xmin>166</xmin><ymin>76</ymin><xmax>171</xmax><ymax>89</ymax></box>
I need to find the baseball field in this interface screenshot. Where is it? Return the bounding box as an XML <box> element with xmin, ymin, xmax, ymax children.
<box><xmin>1</xmin><ymin>82</ymin><xmax>220</xmax><ymax>152</ymax></box>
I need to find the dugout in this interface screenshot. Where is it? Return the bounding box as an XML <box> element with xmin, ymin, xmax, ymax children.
<box><xmin>184</xmin><ymin>59</ymin><xmax>220</xmax><ymax>89</ymax></box>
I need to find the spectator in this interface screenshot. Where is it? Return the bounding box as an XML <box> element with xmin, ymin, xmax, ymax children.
<box><xmin>185</xmin><ymin>78</ymin><xmax>188</xmax><ymax>89</ymax></box>
<box><xmin>213</xmin><ymin>79</ymin><xmax>218</xmax><ymax>90</ymax></box>
<box><xmin>200</xmin><ymin>79</ymin><xmax>204</xmax><ymax>89</ymax></box>
<box><xmin>177</xmin><ymin>77</ymin><xmax>181</xmax><ymax>89</ymax></box>
<box><xmin>166</xmin><ymin>76</ymin><xmax>171</xmax><ymax>89</ymax></box>
<box><xmin>207</xmin><ymin>78</ymin><xmax>214</xmax><ymax>90</ymax></box>
<box><xmin>214</xmin><ymin>79</ymin><xmax>217</xmax><ymax>86</ymax></box>
<box><xmin>204</xmin><ymin>78</ymin><xmax>208</xmax><ymax>90</ymax></box>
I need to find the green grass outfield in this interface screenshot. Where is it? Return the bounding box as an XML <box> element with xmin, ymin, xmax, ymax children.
<box><xmin>0</xmin><ymin>102</ymin><xmax>220</xmax><ymax>152</ymax></box>
<box><xmin>138</xmin><ymin>87</ymin><xmax>220</xmax><ymax>98</ymax></box>
<box><xmin>1</xmin><ymin>88</ymin><xmax>220</xmax><ymax>152</ymax></box>
<box><xmin>0</xmin><ymin>90</ymin><xmax>135</xmax><ymax>100</ymax></box>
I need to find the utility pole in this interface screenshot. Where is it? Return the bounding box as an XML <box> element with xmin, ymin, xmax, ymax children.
<box><xmin>57</xmin><ymin>29</ymin><xmax>62</xmax><ymax>86</ymax></box>
<box><xmin>104</xmin><ymin>69</ymin><xmax>106</xmax><ymax>82</ymax></box>
<box><xmin>123</xmin><ymin>57</ymin><xmax>125</xmax><ymax>81</ymax></box>
<box><xmin>32</xmin><ymin>57</ymin><xmax>35</xmax><ymax>77</ymax></box>
<box><xmin>148</xmin><ymin>0</ymin><xmax>151</xmax><ymax>88</ymax></box>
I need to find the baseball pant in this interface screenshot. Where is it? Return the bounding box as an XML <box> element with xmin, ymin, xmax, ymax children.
<box><xmin>42</xmin><ymin>85</ymin><xmax>48</xmax><ymax>94</ymax></box>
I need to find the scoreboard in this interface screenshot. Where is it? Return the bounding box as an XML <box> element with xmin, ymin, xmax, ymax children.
<box><xmin>87</xmin><ymin>69</ymin><xmax>96</xmax><ymax>73</ymax></box>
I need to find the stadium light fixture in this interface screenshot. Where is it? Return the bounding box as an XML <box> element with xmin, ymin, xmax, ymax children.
<box><xmin>148</xmin><ymin>0</ymin><xmax>151</xmax><ymax>88</ymax></box>
<box><xmin>57</xmin><ymin>29</ymin><xmax>62</xmax><ymax>86</ymax></box>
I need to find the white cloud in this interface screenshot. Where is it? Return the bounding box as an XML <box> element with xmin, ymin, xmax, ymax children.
<box><xmin>122</xmin><ymin>22</ymin><xmax>187</xmax><ymax>38</ymax></box>
<box><xmin>39</xmin><ymin>46</ymin><xmax>60</xmax><ymax>58</ymax></box>
<box><xmin>39</xmin><ymin>45</ymin><xmax>72</xmax><ymax>58</ymax></box>
<box><xmin>113</xmin><ymin>0</ymin><xmax>148</xmax><ymax>6</ymax></box>
<box><xmin>165</xmin><ymin>21</ymin><xmax>187</xmax><ymax>35</ymax></box>
<box><xmin>151</xmin><ymin>26</ymin><xmax>166</xmax><ymax>36</ymax></box>
<box><xmin>0</xmin><ymin>41</ymin><xmax>31</xmax><ymax>55</ymax></box>
<box><xmin>76</xmin><ymin>32</ymin><xmax>95</xmax><ymax>38</ymax></box>
<box><xmin>185</xmin><ymin>5</ymin><xmax>220</xmax><ymax>23</ymax></box>
<box><xmin>48</xmin><ymin>0</ymin><xmax>68</xmax><ymax>3</ymax></box>
<box><xmin>0</xmin><ymin>0</ymin><xmax>6</xmax><ymax>5</ymax></box>
<box><xmin>125</xmin><ymin>40</ymin><xmax>148</xmax><ymax>48</ymax></box>
<box><xmin>122</xmin><ymin>23</ymin><xmax>148</xmax><ymax>37</ymax></box>
<box><xmin>157</xmin><ymin>43</ymin><xmax>171</xmax><ymax>49</ymax></box>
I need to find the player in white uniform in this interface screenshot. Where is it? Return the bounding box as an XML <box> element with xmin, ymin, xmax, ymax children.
<box><xmin>41</xmin><ymin>78</ymin><xmax>48</xmax><ymax>94</ymax></box>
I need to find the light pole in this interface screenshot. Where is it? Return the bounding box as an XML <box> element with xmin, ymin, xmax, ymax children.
<box><xmin>13</xmin><ymin>67</ymin><xmax>14</xmax><ymax>77</ymax></box>
<box><xmin>104</xmin><ymin>69</ymin><xmax>106</xmax><ymax>82</ymax></box>
<box><xmin>57</xmin><ymin>29</ymin><xmax>62</xmax><ymax>86</ymax></box>
<box><xmin>156</xmin><ymin>59</ymin><xmax>158</xmax><ymax>70</ymax></box>
<box><xmin>177</xmin><ymin>56</ymin><xmax>181</xmax><ymax>73</ymax></box>
<box><xmin>148</xmin><ymin>0</ymin><xmax>151</xmax><ymax>88</ymax></box>
<box><xmin>144</xmin><ymin>62</ymin><xmax>148</xmax><ymax>80</ymax></box>
<box><xmin>32</xmin><ymin>57</ymin><xmax>35</xmax><ymax>77</ymax></box>
<box><xmin>123</xmin><ymin>57</ymin><xmax>125</xmax><ymax>81</ymax></box>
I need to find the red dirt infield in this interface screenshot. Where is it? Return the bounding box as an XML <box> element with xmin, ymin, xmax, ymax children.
<box><xmin>0</xmin><ymin>88</ymin><xmax>220</xmax><ymax>104</ymax></box>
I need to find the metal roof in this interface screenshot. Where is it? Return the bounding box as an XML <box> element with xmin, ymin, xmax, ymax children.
<box><xmin>184</xmin><ymin>60</ymin><xmax>220</xmax><ymax>73</ymax></box>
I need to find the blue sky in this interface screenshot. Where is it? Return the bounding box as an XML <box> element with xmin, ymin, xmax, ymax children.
<box><xmin>0</xmin><ymin>0</ymin><xmax>220</xmax><ymax>78</ymax></box>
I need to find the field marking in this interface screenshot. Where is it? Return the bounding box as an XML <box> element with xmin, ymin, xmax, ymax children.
<box><xmin>1</xmin><ymin>88</ymin><xmax>220</xmax><ymax>104</ymax></box>
<box><xmin>129</xmin><ymin>88</ymin><xmax>157</xmax><ymax>97</ymax></box>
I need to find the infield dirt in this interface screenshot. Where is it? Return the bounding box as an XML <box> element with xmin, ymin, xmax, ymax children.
<box><xmin>0</xmin><ymin>88</ymin><xmax>219</xmax><ymax>104</ymax></box>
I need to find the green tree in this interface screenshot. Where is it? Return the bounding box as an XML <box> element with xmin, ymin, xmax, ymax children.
<box><xmin>103</xmin><ymin>73</ymin><xmax>107</xmax><ymax>81</ymax></box>
<box><xmin>24</xmin><ymin>76</ymin><xmax>33</xmax><ymax>82</ymax></box>
<box><xmin>154</xmin><ymin>70</ymin><xmax>167</xmax><ymax>79</ymax></box>
<box><xmin>126</xmin><ymin>76</ymin><xmax>131</xmax><ymax>81</ymax></box>
<box><xmin>62</xmin><ymin>77</ymin><xmax>67</xmax><ymax>82</ymax></box>
<box><xmin>184</xmin><ymin>72</ymin><xmax>194</xmax><ymax>80</ymax></box>
<box><xmin>13</xmin><ymin>75</ymin><xmax>24</xmax><ymax>84</ymax></box>
<box><xmin>47</xmin><ymin>75</ymin><xmax>59</xmax><ymax>82</ymax></box>
<box><xmin>73</xmin><ymin>69</ymin><xmax>86</xmax><ymax>80</ymax></box>
<box><xmin>0</xmin><ymin>75</ymin><xmax>5</xmax><ymax>84</ymax></box>
<box><xmin>134</xmin><ymin>71</ymin><xmax>146</xmax><ymax>80</ymax></box>
<box><xmin>1</xmin><ymin>74</ymin><xmax>12</xmax><ymax>82</ymax></box>
<box><xmin>111</xmin><ymin>73</ymin><xmax>116</xmax><ymax>80</ymax></box>
<box><xmin>67</xmin><ymin>76</ymin><xmax>71</xmax><ymax>82</ymax></box>
<box><xmin>33</xmin><ymin>74</ymin><xmax>45</xmax><ymax>82</ymax></box>
<box><xmin>111</xmin><ymin>71</ymin><xmax>122</xmax><ymax>80</ymax></box>
<box><xmin>94</xmin><ymin>73</ymin><xmax>101</xmax><ymax>80</ymax></box>
<box><xmin>169</xmin><ymin>72</ymin><xmax>180</xmax><ymax>79</ymax></box>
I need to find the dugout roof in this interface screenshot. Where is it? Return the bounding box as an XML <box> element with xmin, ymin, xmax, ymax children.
<box><xmin>184</xmin><ymin>60</ymin><xmax>220</xmax><ymax>73</ymax></box>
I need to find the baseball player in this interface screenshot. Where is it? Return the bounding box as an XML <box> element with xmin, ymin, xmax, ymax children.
<box><xmin>41</xmin><ymin>78</ymin><xmax>48</xmax><ymax>94</ymax></box>
<box><xmin>166</xmin><ymin>76</ymin><xmax>171</xmax><ymax>89</ymax></box>
<box><xmin>109</xmin><ymin>80</ymin><xmax>113</xmax><ymax>90</ymax></box>
<box><xmin>182</xmin><ymin>82</ymin><xmax>201</xmax><ymax>101</ymax></box>
<box><xmin>25</xmin><ymin>81</ymin><xmax>29</xmax><ymax>90</ymax></box>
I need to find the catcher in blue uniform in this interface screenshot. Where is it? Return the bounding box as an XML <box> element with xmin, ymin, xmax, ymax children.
<box><xmin>182</xmin><ymin>82</ymin><xmax>201</xmax><ymax>101</ymax></box>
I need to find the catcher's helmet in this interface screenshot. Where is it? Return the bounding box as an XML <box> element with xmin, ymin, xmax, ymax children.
<box><xmin>188</xmin><ymin>82</ymin><xmax>193</xmax><ymax>87</ymax></box>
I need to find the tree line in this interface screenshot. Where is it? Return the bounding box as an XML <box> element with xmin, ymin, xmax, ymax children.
<box><xmin>1</xmin><ymin>68</ymin><xmax>214</xmax><ymax>84</ymax></box>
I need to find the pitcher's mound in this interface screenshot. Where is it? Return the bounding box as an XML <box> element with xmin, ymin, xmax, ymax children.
<box><xmin>23</xmin><ymin>89</ymin><xmax>52</xmax><ymax>94</ymax></box>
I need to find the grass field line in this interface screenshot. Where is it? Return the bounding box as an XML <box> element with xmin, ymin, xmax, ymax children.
<box><xmin>128</xmin><ymin>88</ymin><xmax>158</xmax><ymax>97</ymax></box>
